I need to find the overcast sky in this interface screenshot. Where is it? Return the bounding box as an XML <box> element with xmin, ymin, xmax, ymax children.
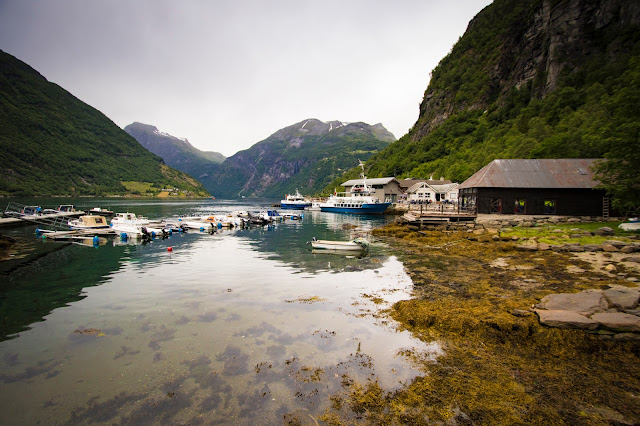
<box><xmin>0</xmin><ymin>0</ymin><xmax>491</xmax><ymax>157</ymax></box>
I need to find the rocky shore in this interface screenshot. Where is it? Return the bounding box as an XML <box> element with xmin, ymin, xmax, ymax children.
<box><xmin>340</xmin><ymin>219</ymin><xmax>640</xmax><ymax>424</ymax></box>
<box><xmin>534</xmin><ymin>286</ymin><xmax>640</xmax><ymax>339</ymax></box>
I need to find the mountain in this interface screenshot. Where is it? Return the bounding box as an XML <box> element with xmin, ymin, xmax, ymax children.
<box><xmin>360</xmin><ymin>0</ymin><xmax>640</xmax><ymax>184</ymax></box>
<box><xmin>0</xmin><ymin>50</ymin><xmax>209</xmax><ymax>197</ymax></box>
<box><xmin>124</xmin><ymin>122</ymin><xmax>225</xmax><ymax>183</ymax></box>
<box><xmin>200</xmin><ymin>119</ymin><xmax>395</xmax><ymax>198</ymax></box>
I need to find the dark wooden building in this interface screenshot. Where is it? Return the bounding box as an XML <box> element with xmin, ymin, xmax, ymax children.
<box><xmin>458</xmin><ymin>159</ymin><xmax>610</xmax><ymax>216</ymax></box>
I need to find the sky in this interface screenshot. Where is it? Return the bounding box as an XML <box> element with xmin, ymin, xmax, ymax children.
<box><xmin>0</xmin><ymin>0</ymin><xmax>492</xmax><ymax>157</ymax></box>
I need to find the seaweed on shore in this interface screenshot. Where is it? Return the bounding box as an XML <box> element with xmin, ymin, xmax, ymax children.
<box><xmin>319</xmin><ymin>223</ymin><xmax>640</xmax><ymax>424</ymax></box>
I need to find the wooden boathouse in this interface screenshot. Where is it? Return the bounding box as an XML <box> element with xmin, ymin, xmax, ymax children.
<box><xmin>458</xmin><ymin>159</ymin><xmax>610</xmax><ymax>216</ymax></box>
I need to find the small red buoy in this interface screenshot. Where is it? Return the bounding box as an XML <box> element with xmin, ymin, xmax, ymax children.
<box><xmin>167</xmin><ymin>247</ymin><xmax>173</xmax><ymax>252</ymax></box>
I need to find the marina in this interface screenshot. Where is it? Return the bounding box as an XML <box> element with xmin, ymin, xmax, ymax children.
<box><xmin>0</xmin><ymin>197</ymin><xmax>435</xmax><ymax>425</ymax></box>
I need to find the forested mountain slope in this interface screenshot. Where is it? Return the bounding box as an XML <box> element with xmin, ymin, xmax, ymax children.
<box><xmin>201</xmin><ymin>119</ymin><xmax>395</xmax><ymax>198</ymax></box>
<box><xmin>0</xmin><ymin>50</ymin><xmax>209</xmax><ymax>197</ymax></box>
<box><xmin>358</xmin><ymin>0</ymin><xmax>639</xmax><ymax>191</ymax></box>
<box><xmin>124</xmin><ymin>122</ymin><xmax>225</xmax><ymax>184</ymax></box>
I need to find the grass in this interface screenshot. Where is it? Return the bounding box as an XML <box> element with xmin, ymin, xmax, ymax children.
<box><xmin>499</xmin><ymin>220</ymin><xmax>640</xmax><ymax>245</ymax></box>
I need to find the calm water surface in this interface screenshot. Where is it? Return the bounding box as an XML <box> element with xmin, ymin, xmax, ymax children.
<box><xmin>0</xmin><ymin>198</ymin><xmax>440</xmax><ymax>424</ymax></box>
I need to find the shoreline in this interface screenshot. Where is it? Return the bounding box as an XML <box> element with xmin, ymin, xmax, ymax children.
<box><xmin>318</xmin><ymin>220</ymin><xmax>640</xmax><ymax>424</ymax></box>
<box><xmin>2</xmin><ymin>215</ymin><xmax>639</xmax><ymax>423</ymax></box>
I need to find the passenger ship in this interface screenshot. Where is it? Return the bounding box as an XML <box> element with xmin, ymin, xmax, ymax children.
<box><xmin>280</xmin><ymin>189</ymin><xmax>311</xmax><ymax>210</ymax></box>
<box><xmin>319</xmin><ymin>162</ymin><xmax>391</xmax><ymax>214</ymax></box>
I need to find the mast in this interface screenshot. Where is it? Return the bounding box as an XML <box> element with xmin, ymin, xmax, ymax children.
<box><xmin>358</xmin><ymin>160</ymin><xmax>369</xmax><ymax>193</ymax></box>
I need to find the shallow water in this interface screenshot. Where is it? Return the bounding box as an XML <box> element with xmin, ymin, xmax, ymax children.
<box><xmin>0</xmin><ymin>198</ymin><xmax>439</xmax><ymax>424</ymax></box>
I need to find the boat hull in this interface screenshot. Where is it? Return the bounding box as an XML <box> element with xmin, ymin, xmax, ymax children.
<box><xmin>280</xmin><ymin>203</ymin><xmax>310</xmax><ymax>210</ymax></box>
<box><xmin>311</xmin><ymin>241</ymin><xmax>366</xmax><ymax>251</ymax></box>
<box><xmin>320</xmin><ymin>203</ymin><xmax>390</xmax><ymax>214</ymax></box>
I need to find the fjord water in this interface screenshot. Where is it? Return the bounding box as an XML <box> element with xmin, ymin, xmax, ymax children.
<box><xmin>0</xmin><ymin>198</ymin><xmax>438</xmax><ymax>424</ymax></box>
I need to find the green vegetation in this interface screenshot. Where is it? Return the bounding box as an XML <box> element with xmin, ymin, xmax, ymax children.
<box><xmin>0</xmin><ymin>50</ymin><xmax>209</xmax><ymax>197</ymax></box>
<box><xmin>124</xmin><ymin>122</ymin><xmax>225</xmax><ymax>184</ymax></box>
<box><xmin>499</xmin><ymin>220</ymin><xmax>640</xmax><ymax>246</ymax></box>
<box><xmin>203</xmin><ymin>120</ymin><xmax>392</xmax><ymax>197</ymax></box>
<box><xmin>348</xmin><ymin>0</ymin><xmax>639</xmax><ymax>214</ymax></box>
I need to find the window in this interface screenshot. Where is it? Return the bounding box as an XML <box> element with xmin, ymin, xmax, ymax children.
<box><xmin>515</xmin><ymin>199</ymin><xmax>526</xmax><ymax>214</ymax></box>
<box><xmin>490</xmin><ymin>198</ymin><xmax>502</xmax><ymax>213</ymax></box>
<box><xmin>544</xmin><ymin>200</ymin><xmax>556</xmax><ymax>214</ymax></box>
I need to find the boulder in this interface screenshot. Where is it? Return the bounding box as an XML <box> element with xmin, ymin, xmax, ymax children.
<box><xmin>538</xmin><ymin>290</ymin><xmax>608</xmax><ymax>315</ymax></box>
<box><xmin>604</xmin><ymin>288</ymin><xmax>640</xmax><ymax>310</ymax></box>
<box><xmin>621</xmin><ymin>257</ymin><xmax>640</xmax><ymax>264</ymax></box>
<box><xmin>583</xmin><ymin>244</ymin><xmax>603</xmax><ymax>252</ymax></box>
<box><xmin>593</xmin><ymin>227</ymin><xmax>614</xmax><ymax>236</ymax></box>
<box><xmin>613</xmin><ymin>333</ymin><xmax>640</xmax><ymax>341</ymax></box>
<box><xmin>516</xmin><ymin>245</ymin><xmax>538</xmax><ymax>251</ymax></box>
<box><xmin>535</xmin><ymin>309</ymin><xmax>599</xmax><ymax>330</ymax></box>
<box><xmin>601</xmin><ymin>244</ymin><xmax>619</xmax><ymax>252</ymax></box>
<box><xmin>590</xmin><ymin>312</ymin><xmax>640</xmax><ymax>332</ymax></box>
<box><xmin>604</xmin><ymin>240</ymin><xmax>628</xmax><ymax>249</ymax></box>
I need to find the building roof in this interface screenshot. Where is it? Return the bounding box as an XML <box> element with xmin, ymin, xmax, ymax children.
<box><xmin>398</xmin><ymin>179</ymin><xmax>452</xmax><ymax>190</ymax></box>
<box><xmin>459</xmin><ymin>159</ymin><xmax>600</xmax><ymax>189</ymax></box>
<box><xmin>341</xmin><ymin>177</ymin><xmax>398</xmax><ymax>186</ymax></box>
<box><xmin>407</xmin><ymin>181</ymin><xmax>459</xmax><ymax>194</ymax></box>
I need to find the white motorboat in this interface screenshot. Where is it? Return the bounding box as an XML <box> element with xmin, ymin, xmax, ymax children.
<box><xmin>259</xmin><ymin>210</ymin><xmax>283</xmax><ymax>222</ymax></box>
<box><xmin>281</xmin><ymin>212</ymin><xmax>303</xmax><ymax>220</ymax></box>
<box><xmin>111</xmin><ymin>212</ymin><xmax>150</xmax><ymax>226</ymax></box>
<box><xmin>309</xmin><ymin>237</ymin><xmax>369</xmax><ymax>251</ymax></box>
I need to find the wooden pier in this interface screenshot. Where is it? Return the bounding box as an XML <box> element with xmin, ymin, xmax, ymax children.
<box><xmin>400</xmin><ymin>205</ymin><xmax>477</xmax><ymax>229</ymax></box>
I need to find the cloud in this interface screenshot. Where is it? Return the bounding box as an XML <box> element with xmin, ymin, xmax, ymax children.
<box><xmin>0</xmin><ymin>0</ymin><xmax>491</xmax><ymax>156</ymax></box>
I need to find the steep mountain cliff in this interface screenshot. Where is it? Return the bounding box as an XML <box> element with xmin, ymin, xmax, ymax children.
<box><xmin>362</xmin><ymin>0</ymin><xmax>640</xmax><ymax>183</ymax></box>
<box><xmin>124</xmin><ymin>122</ymin><xmax>225</xmax><ymax>182</ymax></box>
<box><xmin>0</xmin><ymin>50</ymin><xmax>209</xmax><ymax>197</ymax></box>
<box><xmin>202</xmin><ymin>119</ymin><xmax>395</xmax><ymax>197</ymax></box>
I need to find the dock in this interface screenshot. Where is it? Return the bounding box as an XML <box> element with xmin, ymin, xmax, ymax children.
<box><xmin>400</xmin><ymin>205</ymin><xmax>476</xmax><ymax>229</ymax></box>
<box><xmin>0</xmin><ymin>211</ymin><xmax>83</xmax><ymax>228</ymax></box>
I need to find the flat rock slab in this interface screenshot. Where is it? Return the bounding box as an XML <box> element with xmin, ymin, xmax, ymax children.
<box><xmin>604</xmin><ymin>288</ymin><xmax>640</xmax><ymax>310</ymax></box>
<box><xmin>535</xmin><ymin>310</ymin><xmax>599</xmax><ymax>330</ymax></box>
<box><xmin>590</xmin><ymin>312</ymin><xmax>640</xmax><ymax>332</ymax></box>
<box><xmin>538</xmin><ymin>290</ymin><xmax>608</xmax><ymax>315</ymax></box>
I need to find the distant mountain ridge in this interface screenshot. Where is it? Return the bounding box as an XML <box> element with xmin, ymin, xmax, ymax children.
<box><xmin>199</xmin><ymin>118</ymin><xmax>395</xmax><ymax>197</ymax></box>
<box><xmin>0</xmin><ymin>50</ymin><xmax>209</xmax><ymax>197</ymax></box>
<box><xmin>124</xmin><ymin>122</ymin><xmax>225</xmax><ymax>183</ymax></box>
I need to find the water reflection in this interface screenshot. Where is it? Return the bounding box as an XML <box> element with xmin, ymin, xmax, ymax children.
<box><xmin>0</xmin><ymin>199</ymin><xmax>435</xmax><ymax>424</ymax></box>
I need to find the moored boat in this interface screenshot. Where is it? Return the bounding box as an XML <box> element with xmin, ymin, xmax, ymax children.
<box><xmin>68</xmin><ymin>215</ymin><xmax>111</xmax><ymax>230</ymax></box>
<box><xmin>89</xmin><ymin>207</ymin><xmax>114</xmax><ymax>217</ymax></box>
<box><xmin>319</xmin><ymin>162</ymin><xmax>390</xmax><ymax>215</ymax></box>
<box><xmin>309</xmin><ymin>237</ymin><xmax>369</xmax><ymax>251</ymax></box>
<box><xmin>281</xmin><ymin>190</ymin><xmax>311</xmax><ymax>210</ymax></box>
<box><xmin>111</xmin><ymin>212</ymin><xmax>150</xmax><ymax>226</ymax></box>
<box><xmin>259</xmin><ymin>210</ymin><xmax>283</xmax><ymax>222</ymax></box>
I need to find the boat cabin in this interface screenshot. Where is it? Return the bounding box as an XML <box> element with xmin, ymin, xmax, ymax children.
<box><xmin>70</xmin><ymin>215</ymin><xmax>109</xmax><ymax>228</ymax></box>
<box><xmin>340</xmin><ymin>177</ymin><xmax>402</xmax><ymax>203</ymax></box>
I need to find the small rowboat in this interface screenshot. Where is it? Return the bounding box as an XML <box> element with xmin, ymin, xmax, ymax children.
<box><xmin>309</xmin><ymin>237</ymin><xmax>369</xmax><ymax>251</ymax></box>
